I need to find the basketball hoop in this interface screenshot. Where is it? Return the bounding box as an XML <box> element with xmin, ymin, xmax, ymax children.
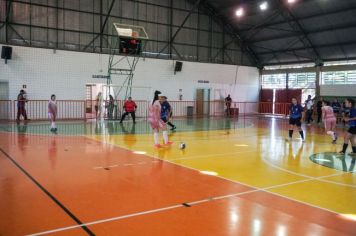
<box><xmin>113</xmin><ymin>23</ymin><xmax>149</xmax><ymax>40</ymax></box>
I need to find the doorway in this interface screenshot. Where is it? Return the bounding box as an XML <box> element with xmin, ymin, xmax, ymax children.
<box><xmin>0</xmin><ymin>81</ymin><xmax>10</xmax><ymax>119</ymax></box>
<box><xmin>196</xmin><ymin>88</ymin><xmax>210</xmax><ymax>116</ymax></box>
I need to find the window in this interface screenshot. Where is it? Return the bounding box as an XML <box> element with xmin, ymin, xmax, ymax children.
<box><xmin>262</xmin><ymin>74</ymin><xmax>286</xmax><ymax>89</ymax></box>
<box><xmin>288</xmin><ymin>72</ymin><xmax>316</xmax><ymax>88</ymax></box>
<box><xmin>321</xmin><ymin>70</ymin><xmax>356</xmax><ymax>85</ymax></box>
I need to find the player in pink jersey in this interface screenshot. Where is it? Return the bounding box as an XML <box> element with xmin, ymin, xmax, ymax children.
<box><xmin>148</xmin><ymin>91</ymin><xmax>172</xmax><ymax>148</ymax></box>
<box><xmin>322</xmin><ymin>100</ymin><xmax>337</xmax><ymax>143</ymax></box>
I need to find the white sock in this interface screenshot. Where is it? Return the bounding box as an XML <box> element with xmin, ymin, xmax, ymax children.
<box><xmin>326</xmin><ymin>131</ymin><xmax>333</xmax><ymax>139</ymax></box>
<box><xmin>153</xmin><ymin>132</ymin><xmax>159</xmax><ymax>145</ymax></box>
<box><xmin>51</xmin><ymin>122</ymin><xmax>56</xmax><ymax>129</ymax></box>
<box><xmin>163</xmin><ymin>131</ymin><xmax>168</xmax><ymax>144</ymax></box>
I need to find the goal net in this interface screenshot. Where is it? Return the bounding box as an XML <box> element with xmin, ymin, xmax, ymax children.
<box><xmin>100</xmin><ymin>85</ymin><xmax>152</xmax><ymax>119</ymax></box>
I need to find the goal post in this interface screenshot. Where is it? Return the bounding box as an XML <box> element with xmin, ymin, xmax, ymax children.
<box><xmin>100</xmin><ymin>85</ymin><xmax>152</xmax><ymax>119</ymax></box>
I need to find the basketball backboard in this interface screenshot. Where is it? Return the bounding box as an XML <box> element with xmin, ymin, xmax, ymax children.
<box><xmin>113</xmin><ymin>23</ymin><xmax>149</xmax><ymax>40</ymax></box>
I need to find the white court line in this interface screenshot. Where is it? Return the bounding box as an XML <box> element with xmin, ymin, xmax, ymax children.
<box><xmin>92</xmin><ymin>160</ymin><xmax>161</xmax><ymax>170</ymax></box>
<box><xmin>28</xmin><ymin>174</ymin><xmax>344</xmax><ymax>236</ymax></box>
<box><xmin>169</xmin><ymin>150</ymin><xmax>257</xmax><ymax>162</ymax></box>
<box><xmin>29</xmin><ymin>134</ymin><xmax>356</xmax><ymax>235</ymax></box>
<box><xmin>93</xmin><ymin>166</ymin><xmax>103</xmax><ymax>170</ymax></box>
<box><xmin>261</xmin><ymin>155</ymin><xmax>356</xmax><ymax>188</ymax></box>
<box><xmin>28</xmin><ymin>204</ymin><xmax>183</xmax><ymax>236</ymax></box>
<box><xmin>88</xmin><ymin>134</ymin><xmax>356</xmax><ymax>194</ymax></box>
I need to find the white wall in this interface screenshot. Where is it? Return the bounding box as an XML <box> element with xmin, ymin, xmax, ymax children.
<box><xmin>0</xmin><ymin>45</ymin><xmax>260</xmax><ymax>102</ymax></box>
<box><xmin>320</xmin><ymin>84</ymin><xmax>356</xmax><ymax>97</ymax></box>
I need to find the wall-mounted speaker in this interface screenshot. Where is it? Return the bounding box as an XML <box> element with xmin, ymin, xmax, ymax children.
<box><xmin>174</xmin><ymin>61</ymin><xmax>183</xmax><ymax>72</ymax></box>
<box><xmin>1</xmin><ymin>46</ymin><xmax>12</xmax><ymax>60</ymax></box>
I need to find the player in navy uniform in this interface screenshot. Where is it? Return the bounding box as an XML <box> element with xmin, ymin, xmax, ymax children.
<box><xmin>340</xmin><ymin>98</ymin><xmax>356</xmax><ymax>154</ymax></box>
<box><xmin>159</xmin><ymin>96</ymin><xmax>176</xmax><ymax>130</ymax></box>
<box><xmin>286</xmin><ymin>97</ymin><xmax>305</xmax><ymax>142</ymax></box>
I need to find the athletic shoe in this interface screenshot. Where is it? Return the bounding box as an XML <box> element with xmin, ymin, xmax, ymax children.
<box><xmin>285</xmin><ymin>137</ymin><xmax>292</xmax><ymax>142</ymax></box>
<box><xmin>154</xmin><ymin>144</ymin><xmax>162</xmax><ymax>148</ymax></box>
<box><xmin>350</xmin><ymin>152</ymin><xmax>356</xmax><ymax>156</ymax></box>
<box><xmin>339</xmin><ymin>150</ymin><xmax>345</xmax><ymax>154</ymax></box>
<box><xmin>171</xmin><ymin>126</ymin><xmax>176</xmax><ymax>131</ymax></box>
<box><xmin>332</xmin><ymin>140</ymin><xmax>337</xmax><ymax>144</ymax></box>
<box><xmin>164</xmin><ymin>141</ymin><xmax>174</xmax><ymax>146</ymax></box>
<box><xmin>301</xmin><ymin>138</ymin><xmax>305</xmax><ymax>142</ymax></box>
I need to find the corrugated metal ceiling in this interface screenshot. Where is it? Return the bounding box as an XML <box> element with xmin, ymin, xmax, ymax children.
<box><xmin>205</xmin><ymin>0</ymin><xmax>356</xmax><ymax>66</ymax></box>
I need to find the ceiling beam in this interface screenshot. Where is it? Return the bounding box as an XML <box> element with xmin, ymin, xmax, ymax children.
<box><xmin>256</xmin><ymin>40</ymin><xmax>356</xmax><ymax>55</ymax></box>
<box><xmin>263</xmin><ymin>56</ymin><xmax>356</xmax><ymax>66</ymax></box>
<box><xmin>248</xmin><ymin>21</ymin><xmax>356</xmax><ymax>44</ymax></box>
<box><xmin>237</xmin><ymin>4</ymin><xmax>356</xmax><ymax>33</ymax></box>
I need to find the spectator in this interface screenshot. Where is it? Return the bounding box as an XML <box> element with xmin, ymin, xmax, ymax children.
<box><xmin>95</xmin><ymin>92</ymin><xmax>102</xmax><ymax>119</ymax></box>
<box><xmin>17</xmin><ymin>89</ymin><xmax>28</xmax><ymax>121</ymax></box>
<box><xmin>304</xmin><ymin>95</ymin><xmax>314</xmax><ymax>125</ymax></box>
<box><xmin>120</xmin><ymin>97</ymin><xmax>137</xmax><ymax>123</ymax></box>
<box><xmin>107</xmin><ymin>95</ymin><xmax>115</xmax><ymax>119</ymax></box>
<box><xmin>48</xmin><ymin>94</ymin><xmax>57</xmax><ymax>133</ymax></box>
<box><xmin>331</xmin><ymin>98</ymin><xmax>341</xmax><ymax>123</ymax></box>
<box><xmin>225</xmin><ymin>94</ymin><xmax>232</xmax><ymax>116</ymax></box>
<box><xmin>331</xmin><ymin>98</ymin><xmax>341</xmax><ymax>114</ymax></box>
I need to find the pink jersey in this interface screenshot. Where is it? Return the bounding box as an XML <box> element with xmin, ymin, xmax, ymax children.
<box><xmin>322</xmin><ymin>106</ymin><xmax>335</xmax><ymax>120</ymax></box>
<box><xmin>148</xmin><ymin>100</ymin><xmax>164</xmax><ymax>129</ymax></box>
<box><xmin>48</xmin><ymin>100</ymin><xmax>57</xmax><ymax>114</ymax></box>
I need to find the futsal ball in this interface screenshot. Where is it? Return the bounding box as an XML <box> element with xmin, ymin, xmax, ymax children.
<box><xmin>179</xmin><ymin>142</ymin><xmax>186</xmax><ymax>150</ymax></box>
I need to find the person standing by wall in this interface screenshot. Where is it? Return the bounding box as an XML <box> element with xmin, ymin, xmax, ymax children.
<box><xmin>17</xmin><ymin>89</ymin><xmax>28</xmax><ymax>121</ymax></box>
<box><xmin>120</xmin><ymin>97</ymin><xmax>137</xmax><ymax>124</ymax></box>
<box><xmin>225</xmin><ymin>94</ymin><xmax>232</xmax><ymax>116</ymax></box>
<box><xmin>48</xmin><ymin>94</ymin><xmax>57</xmax><ymax>133</ymax></box>
<box><xmin>316</xmin><ymin>97</ymin><xmax>323</xmax><ymax>124</ymax></box>
<box><xmin>304</xmin><ymin>95</ymin><xmax>314</xmax><ymax>125</ymax></box>
<box><xmin>107</xmin><ymin>95</ymin><xmax>115</xmax><ymax>119</ymax></box>
<box><xmin>95</xmin><ymin>92</ymin><xmax>102</xmax><ymax>119</ymax></box>
<box><xmin>331</xmin><ymin>98</ymin><xmax>341</xmax><ymax>123</ymax></box>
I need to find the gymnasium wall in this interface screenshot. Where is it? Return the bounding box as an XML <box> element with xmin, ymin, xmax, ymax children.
<box><xmin>320</xmin><ymin>85</ymin><xmax>356</xmax><ymax>97</ymax></box>
<box><xmin>0</xmin><ymin>45</ymin><xmax>260</xmax><ymax>102</ymax></box>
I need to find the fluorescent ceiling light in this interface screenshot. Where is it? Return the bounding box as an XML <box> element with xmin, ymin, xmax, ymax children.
<box><xmin>260</xmin><ymin>2</ymin><xmax>268</xmax><ymax>11</ymax></box>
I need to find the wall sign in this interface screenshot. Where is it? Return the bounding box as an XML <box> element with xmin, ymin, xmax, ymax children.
<box><xmin>198</xmin><ymin>80</ymin><xmax>209</xmax><ymax>83</ymax></box>
<box><xmin>92</xmin><ymin>75</ymin><xmax>109</xmax><ymax>79</ymax></box>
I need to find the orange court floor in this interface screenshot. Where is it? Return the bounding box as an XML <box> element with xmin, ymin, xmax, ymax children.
<box><xmin>0</xmin><ymin>117</ymin><xmax>355</xmax><ymax>236</ymax></box>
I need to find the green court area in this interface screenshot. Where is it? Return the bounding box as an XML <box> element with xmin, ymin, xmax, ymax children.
<box><xmin>0</xmin><ymin>118</ymin><xmax>253</xmax><ymax>136</ymax></box>
<box><xmin>310</xmin><ymin>152</ymin><xmax>356</xmax><ymax>173</ymax></box>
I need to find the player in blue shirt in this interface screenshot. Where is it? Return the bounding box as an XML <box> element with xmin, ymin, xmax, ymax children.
<box><xmin>340</xmin><ymin>98</ymin><xmax>356</xmax><ymax>154</ymax></box>
<box><xmin>159</xmin><ymin>96</ymin><xmax>176</xmax><ymax>131</ymax></box>
<box><xmin>287</xmin><ymin>97</ymin><xmax>305</xmax><ymax>141</ymax></box>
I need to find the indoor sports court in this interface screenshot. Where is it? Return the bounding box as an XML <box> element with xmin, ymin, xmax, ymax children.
<box><xmin>1</xmin><ymin>0</ymin><xmax>356</xmax><ymax>235</ymax></box>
